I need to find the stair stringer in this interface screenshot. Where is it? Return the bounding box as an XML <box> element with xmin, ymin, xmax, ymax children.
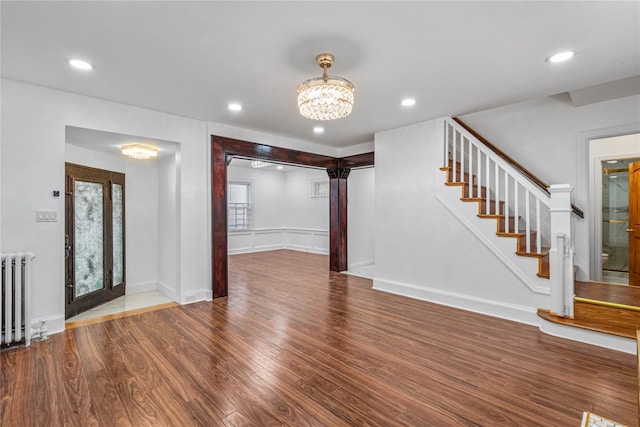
<box><xmin>436</xmin><ymin>188</ymin><xmax>550</xmax><ymax>296</ymax></box>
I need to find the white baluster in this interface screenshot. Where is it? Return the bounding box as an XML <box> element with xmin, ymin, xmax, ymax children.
<box><xmin>536</xmin><ymin>198</ymin><xmax>541</xmax><ymax>253</ymax></box>
<box><xmin>525</xmin><ymin>190</ymin><xmax>531</xmax><ymax>253</ymax></box>
<box><xmin>495</xmin><ymin>163</ymin><xmax>499</xmax><ymax>215</ymax></box>
<box><xmin>452</xmin><ymin>130</ymin><xmax>458</xmax><ymax>182</ymax></box>
<box><xmin>477</xmin><ymin>148</ymin><xmax>482</xmax><ymax>200</ymax></box>
<box><xmin>504</xmin><ymin>170</ymin><xmax>509</xmax><ymax>233</ymax></box>
<box><xmin>460</xmin><ymin>136</ymin><xmax>466</xmax><ymax>185</ymax></box>
<box><xmin>485</xmin><ymin>155</ymin><xmax>490</xmax><ymax>215</ymax></box>
<box><xmin>444</xmin><ymin>122</ymin><xmax>449</xmax><ymax>168</ymax></box>
<box><xmin>514</xmin><ymin>183</ymin><xmax>519</xmax><ymax>234</ymax></box>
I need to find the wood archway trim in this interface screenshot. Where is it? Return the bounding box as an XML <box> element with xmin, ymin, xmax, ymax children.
<box><xmin>211</xmin><ymin>135</ymin><xmax>374</xmax><ymax>298</ymax></box>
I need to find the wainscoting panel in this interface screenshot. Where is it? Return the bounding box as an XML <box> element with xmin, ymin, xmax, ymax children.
<box><xmin>228</xmin><ymin>228</ymin><xmax>328</xmax><ymax>255</ymax></box>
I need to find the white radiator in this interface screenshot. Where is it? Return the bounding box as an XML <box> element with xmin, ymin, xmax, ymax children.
<box><xmin>1</xmin><ymin>252</ymin><xmax>34</xmax><ymax>347</ymax></box>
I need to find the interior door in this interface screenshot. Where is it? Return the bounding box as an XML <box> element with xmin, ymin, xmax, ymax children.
<box><xmin>65</xmin><ymin>163</ymin><xmax>126</xmax><ymax>318</ymax></box>
<box><xmin>629</xmin><ymin>161</ymin><xmax>640</xmax><ymax>286</ymax></box>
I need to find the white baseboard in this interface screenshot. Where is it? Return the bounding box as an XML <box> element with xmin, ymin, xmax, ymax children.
<box><xmin>127</xmin><ymin>281</ymin><xmax>158</xmax><ymax>294</ymax></box>
<box><xmin>374</xmin><ymin>276</ymin><xmax>636</xmax><ymax>354</ymax></box>
<box><xmin>182</xmin><ymin>289</ymin><xmax>212</xmax><ymax>304</ymax></box>
<box><xmin>31</xmin><ymin>314</ymin><xmax>65</xmax><ymax>337</ymax></box>
<box><xmin>373</xmin><ymin>277</ymin><xmax>539</xmax><ymax>326</ymax></box>
<box><xmin>348</xmin><ymin>260</ymin><xmax>374</xmax><ymax>270</ymax></box>
<box><xmin>229</xmin><ymin>244</ymin><xmax>285</xmax><ymax>255</ymax></box>
<box><xmin>157</xmin><ymin>281</ymin><xmax>177</xmax><ymax>301</ymax></box>
<box><xmin>284</xmin><ymin>244</ymin><xmax>329</xmax><ymax>255</ymax></box>
<box><xmin>539</xmin><ymin>320</ymin><xmax>636</xmax><ymax>354</ymax></box>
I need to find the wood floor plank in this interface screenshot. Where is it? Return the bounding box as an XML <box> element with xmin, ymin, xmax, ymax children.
<box><xmin>1</xmin><ymin>249</ymin><xmax>636</xmax><ymax>426</ymax></box>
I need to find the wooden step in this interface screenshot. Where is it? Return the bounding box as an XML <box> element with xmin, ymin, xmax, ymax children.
<box><xmin>537</xmin><ymin>308</ymin><xmax>636</xmax><ymax>339</ymax></box>
<box><xmin>442</xmin><ymin>164</ymin><xmax>549</xmax><ymax>279</ymax></box>
<box><xmin>538</xmin><ymin>282</ymin><xmax>640</xmax><ymax>339</ymax></box>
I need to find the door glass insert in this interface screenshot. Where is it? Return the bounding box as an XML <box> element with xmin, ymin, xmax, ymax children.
<box><xmin>112</xmin><ymin>183</ymin><xmax>124</xmax><ymax>286</ymax></box>
<box><xmin>74</xmin><ymin>180</ymin><xmax>104</xmax><ymax>297</ymax></box>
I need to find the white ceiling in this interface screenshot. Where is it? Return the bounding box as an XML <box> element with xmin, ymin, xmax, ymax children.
<box><xmin>2</xmin><ymin>1</ymin><xmax>639</xmax><ymax>150</ymax></box>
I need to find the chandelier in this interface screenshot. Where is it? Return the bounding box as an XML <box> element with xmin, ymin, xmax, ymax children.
<box><xmin>297</xmin><ymin>53</ymin><xmax>354</xmax><ymax>121</ymax></box>
<box><xmin>121</xmin><ymin>144</ymin><xmax>158</xmax><ymax>160</ymax></box>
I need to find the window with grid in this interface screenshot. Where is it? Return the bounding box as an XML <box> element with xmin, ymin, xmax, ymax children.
<box><xmin>228</xmin><ymin>182</ymin><xmax>253</xmax><ymax>231</ymax></box>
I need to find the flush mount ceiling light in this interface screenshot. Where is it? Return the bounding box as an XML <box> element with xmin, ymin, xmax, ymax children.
<box><xmin>297</xmin><ymin>53</ymin><xmax>354</xmax><ymax>121</ymax></box>
<box><xmin>401</xmin><ymin>98</ymin><xmax>416</xmax><ymax>107</ymax></box>
<box><xmin>69</xmin><ymin>59</ymin><xmax>93</xmax><ymax>70</ymax></box>
<box><xmin>251</xmin><ymin>160</ymin><xmax>271</xmax><ymax>168</ymax></box>
<box><xmin>228</xmin><ymin>103</ymin><xmax>242</xmax><ymax>111</ymax></box>
<box><xmin>313</xmin><ymin>126</ymin><xmax>325</xmax><ymax>134</ymax></box>
<box><xmin>121</xmin><ymin>144</ymin><xmax>158</xmax><ymax>160</ymax></box>
<box><xmin>546</xmin><ymin>50</ymin><xmax>576</xmax><ymax>63</ymax></box>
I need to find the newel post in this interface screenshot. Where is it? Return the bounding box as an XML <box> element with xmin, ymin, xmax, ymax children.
<box><xmin>548</xmin><ymin>184</ymin><xmax>574</xmax><ymax>317</ymax></box>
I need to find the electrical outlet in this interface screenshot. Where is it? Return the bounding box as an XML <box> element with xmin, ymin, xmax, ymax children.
<box><xmin>36</xmin><ymin>210</ymin><xmax>57</xmax><ymax>222</ymax></box>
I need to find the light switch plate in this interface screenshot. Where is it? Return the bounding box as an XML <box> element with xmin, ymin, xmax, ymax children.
<box><xmin>36</xmin><ymin>210</ymin><xmax>57</xmax><ymax>222</ymax></box>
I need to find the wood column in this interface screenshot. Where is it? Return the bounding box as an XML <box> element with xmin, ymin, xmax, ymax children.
<box><xmin>211</xmin><ymin>138</ymin><xmax>228</xmax><ymax>298</ymax></box>
<box><xmin>327</xmin><ymin>168</ymin><xmax>350</xmax><ymax>272</ymax></box>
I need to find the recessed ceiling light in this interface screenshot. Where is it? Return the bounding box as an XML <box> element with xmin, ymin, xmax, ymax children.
<box><xmin>606</xmin><ymin>160</ymin><xmax>619</xmax><ymax>164</ymax></box>
<box><xmin>69</xmin><ymin>59</ymin><xmax>93</xmax><ymax>70</ymax></box>
<box><xmin>313</xmin><ymin>126</ymin><xmax>324</xmax><ymax>134</ymax></box>
<box><xmin>546</xmin><ymin>50</ymin><xmax>576</xmax><ymax>63</ymax></box>
<box><xmin>401</xmin><ymin>98</ymin><xmax>416</xmax><ymax>107</ymax></box>
<box><xmin>228</xmin><ymin>103</ymin><xmax>242</xmax><ymax>111</ymax></box>
<box><xmin>277</xmin><ymin>165</ymin><xmax>284</xmax><ymax>170</ymax></box>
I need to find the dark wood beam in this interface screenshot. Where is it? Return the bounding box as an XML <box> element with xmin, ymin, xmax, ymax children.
<box><xmin>327</xmin><ymin>168</ymin><xmax>350</xmax><ymax>272</ymax></box>
<box><xmin>340</xmin><ymin>152</ymin><xmax>374</xmax><ymax>169</ymax></box>
<box><xmin>211</xmin><ymin>138</ymin><xmax>228</xmax><ymax>298</ymax></box>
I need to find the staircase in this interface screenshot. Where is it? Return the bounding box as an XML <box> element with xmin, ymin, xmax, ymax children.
<box><xmin>439</xmin><ymin>117</ymin><xmax>576</xmax><ymax>318</ymax></box>
<box><xmin>441</xmin><ymin>160</ymin><xmax>551</xmax><ymax>279</ymax></box>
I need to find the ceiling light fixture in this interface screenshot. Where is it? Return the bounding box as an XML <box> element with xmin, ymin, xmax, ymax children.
<box><xmin>277</xmin><ymin>165</ymin><xmax>284</xmax><ymax>170</ymax></box>
<box><xmin>297</xmin><ymin>53</ymin><xmax>354</xmax><ymax>121</ymax></box>
<box><xmin>401</xmin><ymin>98</ymin><xmax>416</xmax><ymax>107</ymax></box>
<box><xmin>121</xmin><ymin>144</ymin><xmax>158</xmax><ymax>160</ymax></box>
<box><xmin>313</xmin><ymin>126</ymin><xmax>325</xmax><ymax>133</ymax></box>
<box><xmin>251</xmin><ymin>160</ymin><xmax>271</xmax><ymax>168</ymax></box>
<box><xmin>69</xmin><ymin>59</ymin><xmax>93</xmax><ymax>70</ymax></box>
<box><xmin>228</xmin><ymin>103</ymin><xmax>242</xmax><ymax>111</ymax></box>
<box><xmin>546</xmin><ymin>50</ymin><xmax>576</xmax><ymax>63</ymax></box>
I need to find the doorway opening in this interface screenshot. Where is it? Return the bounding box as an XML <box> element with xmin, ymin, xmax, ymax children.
<box><xmin>601</xmin><ymin>158</ymin><xmax>639</xmax><ymax>284</ymax></box>
<box><xmin>64</xmin><ymin>126</ymin><xmax>180</xmax><ymax>324</ymax></box>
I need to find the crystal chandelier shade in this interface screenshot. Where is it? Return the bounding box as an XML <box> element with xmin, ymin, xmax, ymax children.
<box><xmin>297</xmin><ymin>53</ymin><xmax>354</xmax><ymax>121</ymax></box>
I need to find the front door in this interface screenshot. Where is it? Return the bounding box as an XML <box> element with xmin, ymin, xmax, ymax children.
<box><xmin>65</xmin><ymin>163</ymin><xmax>126</xmax><ymax>318</ymax></box>
<box><xmin>629</xmin><ymin>161</ymin><xmax>640</xmax><ymax>286</ymax></box>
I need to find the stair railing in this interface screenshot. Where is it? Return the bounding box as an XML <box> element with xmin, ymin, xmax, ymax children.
<box><xmin>442</xmin><ymin>117</ymin><xmax>574</xmax><ymax>317</ymax></box>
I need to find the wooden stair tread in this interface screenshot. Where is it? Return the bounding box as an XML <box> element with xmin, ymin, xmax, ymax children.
<box><xmin>537</xmin><ymin>309</ymin><xmax>636</xmax><ymax>339</ymax></box>
<box><xmin>442</xmin><ymin>160</ymin><xmax>549</xmax><ymax>280</ymax></box>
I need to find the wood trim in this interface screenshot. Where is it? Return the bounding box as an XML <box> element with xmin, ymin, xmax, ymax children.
<box><xmin>452</xmin><ymin>117</ymin><xmax>584</xmax><ymax>218</ymax></box>
<box><xmin>340</xmin><ymin>152</ymin><xmax>375</xmax><ymax>169</ymax></box>
<box><xmin>328</xmin><ymin>168</ymin><xmax>350</xmax><ymax>271</ymax></box>
<box><xmin>216</xmin><ymin>135</ymin><xmax>339</xmax><ymax>169</ymax></box>
<box><xmin>65</xmin><ymin>301</ymin><xmax>178</xmax><ymax>330</ymax></box>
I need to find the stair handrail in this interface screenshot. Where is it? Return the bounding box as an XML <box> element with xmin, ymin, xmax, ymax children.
<box><xmin>453</xmin><ymin>117</ymin><xmax>584</xmax><ymax>218</ymax></box>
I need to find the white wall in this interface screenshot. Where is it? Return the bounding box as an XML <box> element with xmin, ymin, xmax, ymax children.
<box><xmin>226</xmin><ymin>164</ymin><xmax>330</xmax><ymax>254</ymax></box>
<box><xmin>348</xmin><ymin>167</ymin><xmax>375</xmax><ymax>269</ymax></box>
<box><xmin>460</xmin><ymin>94</ymin><xmax>640</xmax><ymax>279</ymax></box>
<box><xmin>228</xmin><ymin>164</ymin><xmax>285</xmax><ymax>229</ymax></box>
<box><xmin>283</xmin><ymin>168</ymin><xmax>329</xmax><ymax>230</ymax></box>
<box><xmin>374</xmin><ymin>120</ymin><xmax>542</xmax><ymax>325</ymax></box>
<box><xmin>157</xmin><ymin>152</ymin><xmax>180</xmax><ymax>299</ymax></box>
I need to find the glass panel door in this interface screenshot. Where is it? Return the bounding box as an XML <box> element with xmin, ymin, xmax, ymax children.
<box><xmin>112</xmin><ymin>183</ymin><xmax>124</xmax><ymax>286</ymax></box>
<box><xmin>65</xmin><ymin>163</ymin><xmax>126</xmax><ymax>319</ymax></box>
<box><xmin>74</xmin><ymin>180</ymin><xmax>105</xmax><ymax>297</ymax></box>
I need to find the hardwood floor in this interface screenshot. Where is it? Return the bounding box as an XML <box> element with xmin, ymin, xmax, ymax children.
<box><xmin>1</xmin><ymin>250</ymin><xmax>637</xmax><ymax>426</ymax></box>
